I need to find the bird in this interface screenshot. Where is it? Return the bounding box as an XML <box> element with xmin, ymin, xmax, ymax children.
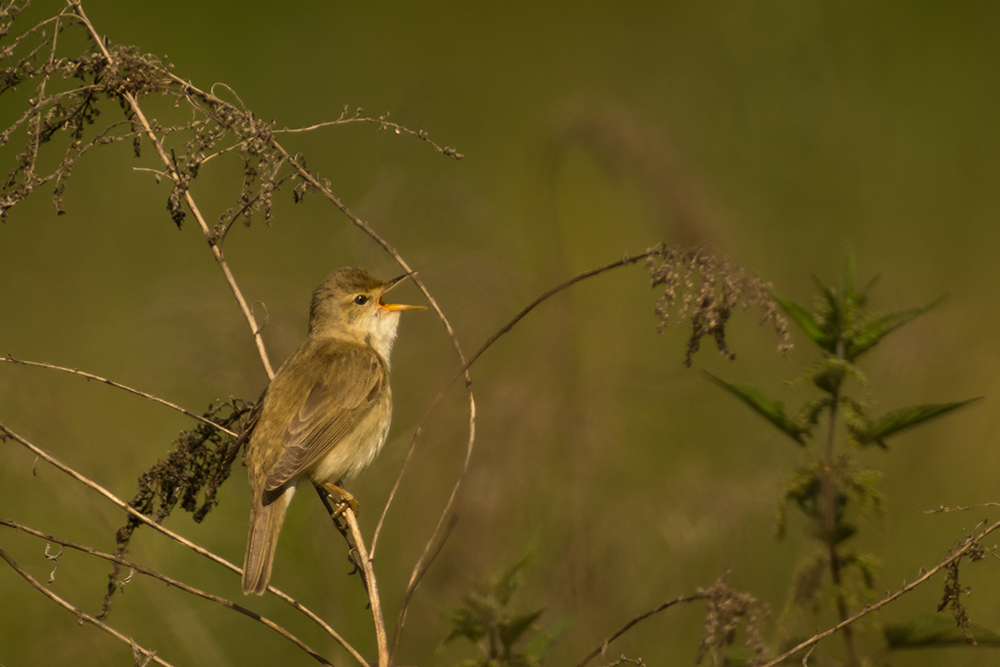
<box><xmin>239</xmin><ymin>267</ymin><xmax>424</xmax><ymax>595</ymax></box>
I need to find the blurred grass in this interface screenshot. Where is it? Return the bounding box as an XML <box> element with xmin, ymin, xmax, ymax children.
<box><xmin>2</xmin><ymin>1</ymin><xmax>1000</xmax><ymax>666</ymax></box>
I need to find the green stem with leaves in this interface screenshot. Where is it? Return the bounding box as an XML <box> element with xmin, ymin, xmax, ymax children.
<box><xmin>821</xmin><ymin>339</ymin><xmax>859</xmax><ymax>666</ymax></box>
<box><xmin>709</xmin><ymin>253</ymin><xmax>979</xmax><ymax>664</ymax></box>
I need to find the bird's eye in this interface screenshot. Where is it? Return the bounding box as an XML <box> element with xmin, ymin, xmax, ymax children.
<box><xmin>354</xmin><ymin>294</ymin><xmax>369</xmax><ymax>305</ymax></box>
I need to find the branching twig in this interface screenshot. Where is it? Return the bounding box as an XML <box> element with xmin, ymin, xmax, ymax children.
<box><xmin>574</xmin><ymin>593</ymin><xmax>705</xmax><ymax>667</ymax></box>
<box><xmin>761</xmin><ymin>518</ymin><xmax>1000</xmax><ymax>667</ymax></box>
<box><xmin>923</xmin><ymin>503</ymin><xmax>1000</xmax><ymax>514</ymax></box>
<box><xmin>0</xmin><ymin>355</ymin><xmax>238</xmax><ymax>436</ymax></box>
<box><xmin>388</xmin><ymin>513</ymin><xmax>458</xmax><ymax>661</ymax></box>
<box><xmin>0</xmin><ymin>519</ymin><xmax>335</xmax><ymax>666</ymax></box>
<box><xmin>274</xmin><ymin>105</ymin><xmax>464</xmax><ymax>160</ymax></box>
<box><xmin>67</xmin><ymin>0</ymin><xmax>275</xmax><ymax>380</ymax></box>
<box><xmin>0</xmin><ymin>419</ymin><xmax>366</xmax><ymax>665</ymax></box>
<box><xmin>0</xmin><ymin>544</ymin><xmax>175</xmax><ymax>667</ymax></box>
<box><xmin>372</xmin><ymin>250</ymin><xmax>654</xmax><ymax>557</ymax></box>
<box><xmin>151</xmin><ymin>63</ymin><xmax>479</xmax><ymax>662</ymax></box>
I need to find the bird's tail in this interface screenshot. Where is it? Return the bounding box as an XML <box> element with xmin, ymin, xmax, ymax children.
<box><xmin>242</xmin><ymin>485</ymin><xmax>295</xmax><ymax>595</ymax></box>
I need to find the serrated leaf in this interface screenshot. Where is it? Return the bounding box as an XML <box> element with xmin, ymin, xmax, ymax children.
<box><xmin>706</xmin><ymin>373</ymin><xmax>809</xmax><ymax>445</ymax></box>
<box><xmin>885</xmin><ymin>615</ymin><xmax>1000</xmax><ymax>649</ymax></box>
<box><xmin>853</xmin><ymin>398</ymin><xmax>981</xmax><ymax>447</ymax></box>
<box><xmin>843</xmin><ymin>248</ymin><xmax>857</xmax><ymax>303</ymax></box>
<box><xmin>796</xmin><ymin>397</ymin><xmax>832</xmax><ymax>427</ymax></box>
<box><xmin>812</xmin><ymin>520</ymin><xmax>856</xmax><ymax>546</ymax></box>
<box><xmin>499</xmin><ymin>609</ymin><xmax>544</xmax><ymax>649</ymax></box>
<box><xmin>445</xmin><ymin>608</ymin><xmax>486</xmax><ymax>644</ymax></box>
<box><xmin>522</xmin><ymin>616</ymin><xmax>570</xmax><ymax>663</ymax></box>
<box><xmin>494</xmin><ymin>544</ymin><xmax>535</xmax><ymax>605</ymax></box>
<box><xmin>858</xmin><ymin>272</ymin><xmax>880</xmax><ymax>305</ymax></box>
<box><xmin>772</xmin><ymin>293</ymin><xmax>827</xmax><ymax>349</ymax></box>
<box><xmin>845</xmin><ymin>293</ymin><xmax>948</xmax><ymax>361</ymax></box>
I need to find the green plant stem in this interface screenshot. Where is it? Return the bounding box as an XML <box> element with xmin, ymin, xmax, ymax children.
<box><xmin>822</xmin><ymin>339</ymin><xmax>860</xmax><ymax>667</ymax></box>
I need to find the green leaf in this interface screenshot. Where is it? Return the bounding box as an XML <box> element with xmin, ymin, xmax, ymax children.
<box><xmin>853</xmin><ymin>398</ymin><xmax>981</xmax><ymax>447</ymax></box>
<box><xmin>812</xmin><ymin>520</ymin><xmax>857</xmax><ymax>546</ymax></box>
<box><xmin>499</xmin><ymin>609</ymin><xmax>544</xmax><ymax>649</ymax></box>
<box><xmin>885</xmin><ymin>615</ymin><xmax>1000</xmax><ymax>649</ymax></box>
<box><xmin>858</xmin><ymin>272</ymin><xmax>880</xmax><ymax>306</ymax></box>
<box><xmin>522</xmin><ymin>617</ymin><xmax>570</xmax><ymax>665</ymax></box>
<box><xmin>494</xmin><ymin>544</ymin><xmax>535</xmax><ymax>605</ymax></box>
<box><xmin>845</xmin><ymin>293</ymin><xmax>948</xmax><ymax>361</ymax></box>
<box><xmin>843</xmin><ymin>248</ymin><xmax>857</xmax><ymax>304</ymax></box>
<box><xmin>772</xmin><ymin>293</ymin><xmax>827</xmax><ymax>349</ymax></box>
<box><xmin>446</xmin><ymin>608</ymin><xmax>486</xmax><ymax>644</ymax></box>
<box><xmin>796</xmin><ymin>397</ymin><xmax>832</xmax><ymax>427</ymax></box>
<box><xmin>706</xmin><ymin>373</ymin><xmax>809</xmax><ymax>445</ymax></box>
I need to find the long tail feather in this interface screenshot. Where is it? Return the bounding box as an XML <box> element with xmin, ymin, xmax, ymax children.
<box><xmin>242</xmin><ymin>485</ymin><xmax>294</xmax><ymax>595</ymax></box>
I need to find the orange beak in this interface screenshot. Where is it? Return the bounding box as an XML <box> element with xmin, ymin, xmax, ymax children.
<box><xmin>378</xmin><ymin>273</ymin><xmax>427</xmax><ymax>312</ymax></box>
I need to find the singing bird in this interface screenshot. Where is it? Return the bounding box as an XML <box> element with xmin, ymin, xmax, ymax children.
<box><xmin>240</xmin><ymin>267</ymin><xmax>424</xmax><ymax>595</ymax></box>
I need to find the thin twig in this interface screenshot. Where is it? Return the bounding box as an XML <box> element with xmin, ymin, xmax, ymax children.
<box><xmin>0</xmin><ymin>419</ymin><xmax>367</xmax><ymax>665</ymax></box>
<box><xmin>373</xmin><ymin>249</ymin><xmax>653</xmax><ymax>555</ymax></box>
<box><xmin>67</xmin><ymin>0</ymin><xmax>275</xmax><ymax>380</ymax></box>
<box><xmin>0</xmin><ymin>519</ymin><xmax>335</xmax><ymax>666</ymax></box>
<box><xmin>0</xmin><ymin>356</ymin><xmax>238</xmax><ymax>436</ymax></box>
<box><xmin>574</xmin><ymin>593</ymin><xmax>705</xmax><ymax>667</ymax></box>
<box><xmin>761</xmin><ymin>518</ymin><xmax>1000</xmax><ymax>667</ymax></box>
<box><xmin>153</xmin><ymin>69</ymin><xmax>479</xmax><ymax>661</ymax></box>
<box><xmin>388</xmin><ymin>514</ymin><xmax>458</xmax><ymax>660</ymax></box>
<box><xmin>273</xmin><ymin>106</ymin><xmax>463</xmax><ymax>160</ymax></box>
<box><xmin>923</xmin><ymin>502</ymin><xmax>1000</xmax><ymax>514</ymax></box>
<box><xmin>267</xmin><ymin>109</ymin><xmax>479</xmax><ymax>663</ymax></box>
<box><xmin>345</xmin><ymin>509</ymin><xmax>388</xmax><ymax>667</ymax></box>
<box><xmin>0</xmin><ymin>544</ymin><xmax>176</xmax><ymax>667</ymax></box>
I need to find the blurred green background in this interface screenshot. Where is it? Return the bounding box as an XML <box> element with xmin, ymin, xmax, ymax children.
<box><xmin>2</xmin><ymin>1</ymin><xmax>999</xmax><ymax>665</ymax></box>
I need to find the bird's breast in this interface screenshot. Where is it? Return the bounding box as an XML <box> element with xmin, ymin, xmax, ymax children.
<box><xmin>308</xmin><ymin>389</ymin><xmax>392</xmax><ymax>484</ymax></box>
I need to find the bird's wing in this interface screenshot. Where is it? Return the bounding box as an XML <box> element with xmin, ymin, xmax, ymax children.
<box><xmin>262</xmin><ymin>341</ymin><xmax>386</xmax><ymax>491</ymax></box>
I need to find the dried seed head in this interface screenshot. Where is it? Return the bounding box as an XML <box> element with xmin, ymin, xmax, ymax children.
<box><xmin>646</xmin><ymin>244</ymin><xmax>792</xmax><ymax>367</ymax></box>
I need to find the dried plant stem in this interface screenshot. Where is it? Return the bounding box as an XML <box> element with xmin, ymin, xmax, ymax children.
<box><xmin>923</xmin><ymin>502</ymin><xmax>1000</xmax><ymax>514</ymax></box>
<box><xmin>0</xmin><ymin>545</ymin><xmax>175</xmax><ymax>667</ymax></box>
<box><xmin>0</xmin><ymin>356</ymin><xmax>237</xmax><ymax>436</ymax></box>
<box><xmin>387</xmin><ymin>513</ymin><xmax>458</xmax><ymax>662</ymax></box>
<box><xmin>274</xmin><ymin>106</ymin><xmax>463</xmax><ymax>159</ymax></box>
<box><xmin>762</xmin><ymin>518</ymin><xmax>1000</xmax><ymax>667</ymax></box>
<box><xmin>344</xmin><ymin>509</ymin><xmax>388</xmax><ymax>667</ymax></box>
<box><xmin>574</xmin><ymin>593</ymin><xmax>705</xmax><ymax>667</ymax></box>
<box><xmin>0</xmin><ymin>420</ymin><xmax>365</xmax><ymax>665</ymax></box>
<box><xmin>67</xmin><ymin>0</ymin><xmax>274</xmax><ymax>380</ymax></box>
<box><xmin>372</xmin><ymin>250</ymin><xmax>652</xmax><ymax>556</ymax></box>
<box><xmin>151</xmin><ymin>66</ymin><xmax>480</xmax><ymax>655</ymax></box>
<box><xmin>0</xmin><ymin>519</ymin><xmax>334</xmax><ymax>666</ymax></box>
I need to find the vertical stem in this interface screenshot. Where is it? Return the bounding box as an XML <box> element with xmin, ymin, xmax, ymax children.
<box><xmin>315</xmin><ymin>486</ymin><xmax>388</xmax><ymax>667</ymax></box>
<box><xmin>821</xmin><ymin>339</ymin><xmax>859</xmax><ymax>667</ymax></box>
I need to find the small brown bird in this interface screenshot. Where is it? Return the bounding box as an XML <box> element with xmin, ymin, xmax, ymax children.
<box><xmin>241</xmin><ymin>267</ymin><xmax>424</xmax><ymax>595</ymax></box>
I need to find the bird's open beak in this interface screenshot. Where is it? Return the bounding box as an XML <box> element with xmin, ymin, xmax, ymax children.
<box><xmin>378</xmin><ymin>273</ymin><xmax>427</xmax><ymax>312</ymax></box>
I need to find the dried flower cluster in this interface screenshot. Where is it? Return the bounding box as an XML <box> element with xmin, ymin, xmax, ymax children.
<box><xmin>1</xmin><ymin>6</ymin><xmax>459</xmax><ymax>228</ymax></box>
<box><xmin>646</xmin><ymin>244</ymin><xmax>792</xmax><ymax>366</ymax></box>
<box><xmin>101</xmin><ymin>399</ymin><xmax>249</xmax><ymax>618</ymax></box>
<box><xmin>937</xmin><ymin>538</ymin><xmax>987</xmax><ymax>646</ymax></box>
<box><xmin>695</xmin><ymin>575</ymin><xmax>769</xmax><ymax>666</ymax></box>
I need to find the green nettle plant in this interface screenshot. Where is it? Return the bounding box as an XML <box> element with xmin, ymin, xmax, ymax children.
<box><xmin>709</xmin><ymin>256</ymin><xmax>981</xmax><ymax>665</ymax></box>
<box><xmin>445</xmin><ymin>550</ymin><xmax>564</xmax><ymax>667</ymax></box>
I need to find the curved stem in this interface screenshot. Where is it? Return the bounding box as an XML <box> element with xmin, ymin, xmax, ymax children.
<box><xmin>0</xmin><ymin>545</ymin><xmax>176</xmax><ymax>667</ymax></box>
<box><xmin>0</xmin><ymin>420</ymin><xmax>366</xmax><ymax>665</ymax></box>
<box><xmin>67</xmin><ymin>0</ymin><xmax>274</xmax><ymax>380</ymax></box>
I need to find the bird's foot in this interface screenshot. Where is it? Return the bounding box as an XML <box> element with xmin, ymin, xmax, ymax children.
<box><xmin>321</xmin><ymin>481</ymin><xmax>360</xmax><ymax>519</ymax></box>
